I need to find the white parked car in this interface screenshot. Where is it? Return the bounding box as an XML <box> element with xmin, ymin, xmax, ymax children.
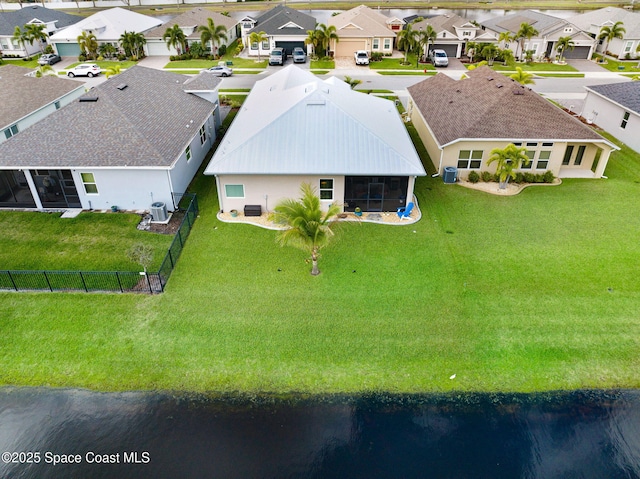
<box><xmin>67</xmin><ymin>64</ymin><xmax>101</xmax><ymax>77</ymax></box>
<box><xmin>354</xmin><ymin>50</ymin><xmax>369</xmax><ymax>65</ymax></box>
<box><xmin>430</xmin><ymin>49</ymin><xmax>449</xmax><ymax>67</ymax></box>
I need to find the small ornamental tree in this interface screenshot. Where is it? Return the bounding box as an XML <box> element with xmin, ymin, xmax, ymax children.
<box><xmin>487</xmin><ymin>144</ymin><xmax>531</xmax><ymax>189</ymax></box>
<box><xmin>127</xmin><ymin>243</ymin><xmax>154</xmax><ymax>273</ymax></box>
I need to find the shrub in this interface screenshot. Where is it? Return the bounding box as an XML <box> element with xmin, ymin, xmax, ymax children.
<box><xmin>43</xmin><ymin>45</ymin><xmax>54</xmax><ymax>54</ymax></box>
<box><xmin>468</xmin><ymin>171</ymin><xmax>480</xmax><ymax>183</ymax></box>
<box><xmin>117</xmin><ymin>54</ymin><xmax>127</xmax><ymax>61</ymax></box>
<box><xmin>481</xmin><ymin>171</ymin><xmax>493</xmax><ymax>182</ymax></box>
<box><xmin>543</xmin><ymin>170</ymin><xmax>555</xmax><ymax>183</ymax></box>
<box><xmin>218</xmin><ymin>44</ymin><xmax>227</xmax><ymax>56</ymax></box>
<box><xmin>370</xmin><ymin>52</ymin><xmax>383</xmax><ymax>62</ymax></box>
<box><xmin>235</xmin><ymin>45</ymin><xmax>243</xmax><ymax>56</ymax></box>
<box><xmin>514</xmin><ymin>172</ymin><xmax>525</xmax><ymax>184</ymax></box>
<box><xmin>78</xmin><ymin>53</ymin><xmax>87</xmax><ymax>62</ymax></box>
<box><xmin>523</xmin><ymin>172</ymin><xmax>536</xmax><ymax>183</ymax></box>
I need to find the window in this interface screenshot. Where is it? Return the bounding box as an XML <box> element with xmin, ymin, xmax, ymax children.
<box><xmin>225</xmin><ymin>184</ymin><xmax>244</xmax><ymax>198</ymax></box>
<box><xmin>457</xmin><ymin>150</ymin><xmax>483</xmax><ymax>169</ymax></box>
<box><xmin>262</xmin><ymin>41</ymin><xmax>269</xmax><ymax>50</ymax></box>
<box><xmin>319</xmin><ymin>179</ymin><xmax>334</xmax><ymax>200</ymax></box>
<box><xmin>251</xmin><ymin>42</ymin><xmax>258</xmax><ymax>50</ymax></box>
<box><xmin>199</xmin><ymin>125</ymin><xmax>206</xmax><ymax>145</ymax></box>
<box><xmin>54</xmin><ymin>101</ymin><xmax>61</xmax><ymax>110</ymax></box>
<box><xmin>81</xmin><ymin>172</ymin><xmax>98</xmax><ymax>194</ymax></box>
<box><xmin>562</xmin><ymin>145</ymin><xmax>574</xmax><ymax>165</ymax></box>
<box><xmin>243</xmin><ymin>22</ymin><xmax>252</xmax><ymax>29</ymax></box>
<box><xmin>185</xmin><ymin>146</ymin><xmax>191</xmax><ymax>162</ymax></box>
<box><xmin>384</xmin><ymin>38</ymin><xmax>391</xmax><ymax>50</ymax></box>
<box><xmin>624</xmin><ymin>41</ymin><xmax>633</xmax><ymax>53</ymax></box>
<box><xmin>564</xmin><ymin>27</ymin><xmax>573</xmax><ymax>33</ymax></box>
<box><xmin>526</xmin><ymin>142</ymin><xmax>537</xmax><ymax>147</ymax></box>
<box><xmin>621</xmin><ymin>111</ymin><xmax>630</xmax><ymax>129</ymax></box>
<box><xmin>4</xmin><ymin>125</ymin><xmax>18</xmax><ymax>140</ymax></box>
<box><xmin>512</xmin><ymin>142</ymin><xmax>522</xmax><ymax>146</ymax></box>
<box><xmin>574</xmin><ymin>145</ymin><xmax>586</xmax><ymax>165</ymax></box>
<box><xmin>537</xmin><ymin>150</ymin><xmax>551</xmax><ymax>169</ymax></box>
<box><xmin>463</xmin><ymin>31</ymin><xmax>471</xmax><ymax>36</ymax></box>
<box><xmin>373</xmin><ymin>38</ymin><xmax>379</xmax><ymax>49</ymax></box>
<box><xmin>542</xmin><ymin>142</ymin><xmax>553</xmax><ymax>147</ymax></box>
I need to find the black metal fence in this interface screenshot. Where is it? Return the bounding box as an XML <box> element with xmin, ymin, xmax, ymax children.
<box><xmin>0</xmin><ymin>194</ymin><xmax>199</xmax><ymax>294</ymax></box>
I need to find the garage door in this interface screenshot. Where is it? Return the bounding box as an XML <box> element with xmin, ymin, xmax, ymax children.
<box><xmin>431</xmin><ymin>43</ymin><xmax>459</xmax><ymax>58</ymax></box>
<box><xmin>147</xmin><ymin>41</ymin><xmax>174</xmax><ymax>56</ymax></box>
<box><xmin>55</xmin><ymin>43</ymin><xmax>81</xmax><ymax>57</ymax></box>
<box><xmin>275</xmin><ymin>41</ymin><xmax>304</xmax><ymax>55</ymax></box>
<box><xmin>562</xmin><ymin>46</ymin><xmax>591</xmax><ymax>59</ymax></box>
<box><xmin>334</xmin><ymin>39</ymin><xmax>366</xmax><ymax>57</ymax></box>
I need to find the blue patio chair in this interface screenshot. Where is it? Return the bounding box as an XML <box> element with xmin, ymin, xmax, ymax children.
<box><xmin>397</xmin><ymin>202</ymin><xmax>414</xmax><ymax>220</ymax></box>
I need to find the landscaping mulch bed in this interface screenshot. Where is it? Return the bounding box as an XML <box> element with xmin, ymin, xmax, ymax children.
<box><xmin>138</xmin><ymin>210</ymin><xmax>185</xmax><ymax>235</ymax></box>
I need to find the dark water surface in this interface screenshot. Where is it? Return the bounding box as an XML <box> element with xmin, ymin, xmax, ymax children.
<box><xmin>1</xmin><ymin>388</ymin><xmax>639</xmax><ymax>478</ymax></box>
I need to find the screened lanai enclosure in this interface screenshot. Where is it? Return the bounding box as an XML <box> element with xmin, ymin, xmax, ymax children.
<box><xmin>343</xmin><ymin>176</ymin><xmax>409</xmax><ymax>212</ymax></box>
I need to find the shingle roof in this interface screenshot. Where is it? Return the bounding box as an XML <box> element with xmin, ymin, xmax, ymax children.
<box><xmin>0</xmin><ymin>64</ymin><xmax>84</xmax><ymax>130</ymax></box>
<box><xmin>329</xmin><ymin>5</ymin><xmax>397</xmax><ymax>38</ymax></box>
<box><xmin>248</xmin><ymin>6</ymin><xmax>316</xmax><ymax>36</ymax></box>
<box><xmin>407</xmin><ymin>66</ymin><xmax>607</xmax><ymax>146</ymax></box>
<box><xmin>205</xmin><ymin>65</ymin><xmax>425</xmax><ymax>176</ymax></box>
<box><xmin>144</xmin><ymin>8</ymin><xmax>237</xmax><ymax>40</ymax></box>
<box><xmin>0</xmin><ymin>66</ymin><xmax>218</xmax><ymax>169</ymax></box>
<box><xmin>411</xmin><ymin>14</ymin><xmax>474</xmax><ymax>37</ymax></box>
<box><xmin>586</xmin><ymin>81</ymin><xmax>640</xmax><ymax>116</ymax></box>
<box><xmin>481</xmin><ymin>9</ymin><xmax>563</xmax><ymax>34</ymax></box>
<box><xmin>0</xmin><ymin>5</ymin><xmax>81</xmax><ymax>35</ymax></box>
<box><xmin>568</xmin><ymin>7</ymin><xmax>640</xmax><ymax>37</ymax></box>
<box><xmin>49</xmin><ymin>7</ymin><xmax>162</xmax><ymax>41</ymax></box>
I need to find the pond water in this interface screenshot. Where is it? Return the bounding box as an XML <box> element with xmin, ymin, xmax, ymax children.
<box><xmin>1</xmin><ymin>388</ymin><xmax>639</xmax><ymax>478</ymax></box>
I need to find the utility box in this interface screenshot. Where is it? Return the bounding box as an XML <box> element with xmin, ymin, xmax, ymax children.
<box><xmin>150</xmin><ymin>201</ymin><xmax>168</xmax><ymax>222</ymax></box>
<box><xmin>443</xmin><ymin>167</ymin><xmax>458</xmax><ymax>184</ymax></box>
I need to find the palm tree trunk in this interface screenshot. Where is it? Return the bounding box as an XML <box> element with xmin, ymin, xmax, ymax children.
<box><xmin>310</xmin><ymin>249</ymin><xmax>320</xmax><ymax>276</ymax></box>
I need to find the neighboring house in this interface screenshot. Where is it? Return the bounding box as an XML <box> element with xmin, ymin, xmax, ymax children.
<box><xmin>0</xmin><ymin>66</ymin><xmax>221</xmax><ymax>211</ymax></box>
<box><xmin>568</xmin><ymin>7</ymin><xmax>640</xmax><ymax>59</ymax></box>
<box><xmin>408</xmin><ymin>13</ymin><xmax>488</xmax><ymax>59</ymax></box>
<box><xmin>49</xmin><ymin>7</ymin><xmax>162</xmax><ymax>57</ymax></box>
<box><xmin>204</xmin><ymin>65</ymin><xmax>425</xmax><ymax>214</ymax></box>
<box><xmin>581</xmin><ymin>81</ymin><xmax>640</xmax><ymax>153</ymax></box>
<box><xmin>242</xmin><ymin>6</ymin><xmax>316</xmax><ymax>57</ymax></box>
<box><xmin>328</xmin><ymin>5</ymin><xmax>403</xmax><ymax>57</ymax></box>
<box><xmin>481</xmin><ymin>10</ymin><xmax>596</xmax><ymax>60</ymax></box>
<box><xmin>144</xmin><ymin>8</ymin><xmax>240</xmax><ymax>56</ymax></box>
<box><xmin>406</xmin><ymin>66</ymin><xmax>617</xmax><ymax>180</ymax></box>
<box><xmin>0</xmin><ymin>5</ymin><xmax>81</xmax><ymax>59</ymax></box>
<box><xmin>0</xmin><ymin>64</ymin><xmax>85</xmax><ymax>145</ymax></box>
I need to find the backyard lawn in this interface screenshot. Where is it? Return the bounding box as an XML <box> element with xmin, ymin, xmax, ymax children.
<box><xmin>1</xmin><ymin>131</ymin><xmax>639</xmax><ymax>394</ymax></box>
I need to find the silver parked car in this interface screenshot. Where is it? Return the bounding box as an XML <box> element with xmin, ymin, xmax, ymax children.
<box><xmin>205</xmin><ymin>65</ymin><xmax>233</xmax><ymax>77</ymax></box>
<box><xmin>430</xmin><ymin>49</ymin><xmax>449</xmax><ymax>67</ymax></box>
<box><xmin>292</xmin><ymin>47</ymin><xmax>306</xmax><ymax>63</ymax></box>
<box><xmin>38</xmin><ymin>53</ymin><xmax>61</xmax><ymax>65</ymax></box>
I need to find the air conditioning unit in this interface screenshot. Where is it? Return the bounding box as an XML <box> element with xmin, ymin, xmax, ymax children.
<box><xmin>150</xmin><ymin>202</ymin><xmax>168</xmax><ymax>222</ymax></box>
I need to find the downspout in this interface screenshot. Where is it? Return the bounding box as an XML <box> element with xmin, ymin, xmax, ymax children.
<box><xmin>167</xmin><ymin>169</ymin><xmax>176</xmax><ymax>209</ymax></box>
<box><xmin>432</xmin><ymin>148</ymin><xmax>444</xmax><ymax>177</ymax></box>
<box><xmin>215</xmin><ymin>175</ymin><xmax>224</xmax><ymax>213</ymax></box>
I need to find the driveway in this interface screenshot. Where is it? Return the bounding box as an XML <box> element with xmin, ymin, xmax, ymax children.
<box><xmin>566</xmin><ymin>59</ymin><xmax>610</xmax><ymax>72</ymax></box>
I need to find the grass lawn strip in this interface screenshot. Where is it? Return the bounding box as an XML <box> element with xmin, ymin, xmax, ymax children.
<box><xmin>1</xmin><ymin>118</ymin><xmax>639</xmax><ymax>394</ymax></box>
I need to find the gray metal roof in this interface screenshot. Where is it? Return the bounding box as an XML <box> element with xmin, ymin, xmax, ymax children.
<box><xmin>144</xmin><ymin>8</ymin><xmax>238</xmax><ymax>40</ymax></box>
<box><xmin>0</xmin><ymin>5</ymin><xmax>81</xmax><ymax>35</ymax></box>
<box><xmin>0</xmin><ymin>66</ymin><xmax>218</xmax><ymax>169</ymax></box>
<box><xmin>248</xmin><ymin>6</ymin><xmax>316</xmax><ymax>36</ymax></box>
<box><xmin>205</xmin><ymin>66</ymin><xmax>425</xmax><ymax>177</ymax></box>
<box><xmin>586</xmin><ymin>81</ymin><xmax>640</xmax><ymax>116</ymax></box>
<box><xmin>0</xmin><ymin>64</ymin><xmax>84</xmax><ymax>130</ymax></box>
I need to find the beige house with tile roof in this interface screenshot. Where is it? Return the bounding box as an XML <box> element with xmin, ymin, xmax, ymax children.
<box><xmin>144</xmin><ymin>8</ymin><xmax>239</xmax><ymax>56</ymax></box>
<box><xmin>406</xmin><ymin>66</ymin><xmax>617</xmax><ymax>180</ymax></box>
<box><xmin>328</xmin><ymin>5</ymin><xmax>403</xmax><ymax>57</ymax></box>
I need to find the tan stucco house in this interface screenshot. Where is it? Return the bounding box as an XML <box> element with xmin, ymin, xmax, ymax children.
<box><xmin>406</xmin><ymin>66</ymin><xmax>617</xmax><ymax>180</ymax></box>
<box><xmin>204</xmin><ymin>65</ymin><xmax>425</xmax><ymax>215</ymax></box>
<box><xmin>328</xmin><ymin>5</ymin><xmax>403</xmax><ymax>57</ymax></box>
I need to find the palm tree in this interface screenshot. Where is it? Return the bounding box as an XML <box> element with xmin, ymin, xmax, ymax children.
<box><xmin>77</xmin><ymin>31</ymin><xmax>98</xmax><ymax>59</ymax></box>
<box><xmin>98</xmin><ymin>42</ymin><xmax>116</xmax><ymax>59</ymax></box>
<box><xmin>498</xmin><ymin>31</ymin><xmax>514</xmax><ymax>48</ymax></box>
<box><xmin>510</xmin><ymin>66</ymin><xmax>535</xmax><ymax>85</ymax></box>
<box><xmin>24</xmin><ymin>23</ymin><xmax>48</xmax><ymax>53</ymax></box>
<box><xmin>163</xmin><ymin>24</ymin><xmax>186</xmax><ymax>55</ymax></box>
<box><xmin>481</xmin><ymin>43</ymin><xmax>499</xmax><ymax>65</ymax></box>
<box><xmin>105</xmin><ymin>64</ymin><xmax>121</xmax><ymax>78</ymax></box>
<box><xmin>466</xmin><ymin>41</ymin><xmax>479</xmax><ymax>63</ymax></box>
<box><xmin>270</xmin><ymin>183</ymin><xmax>341</xmax><ymax>276</ymax></box>
<box><xmin>343</xmin><ymin>75</ymin><xmax>362</xmax><ymax>89</ymax></box>
<box><xmin>304</xmin><ymin>29</ymin><xmax>319</xmax><ymax>56</ymax></box>
<box><xmin>515</xmin><ymin>22</ymin><xmax>538</xmax><ymax>61</ymax></box>
<box><xmin>119</xmin><ymin>31</ymin><xmax>146</xmax><ymax>59</ymax></box>
<box><xmin>35</xmin><ymin>64</ymin><xmax>54</xmax><ymax>77</ymax></box>
<box><xmin>12</xmin><ymin>26</ymin><xmax>28</xmax><ymax>57</ymax></box>
<box><xmin>555</xmin><ymin>36</ymin><xmax>574</xmax><ymax>63</ymax></box>
<box><xmin>315</xmin><ymin>23</ymin><xmax>338</xmax><ymax>57</ymax></box>
<box><xmin>500</xmin><ymin>48</ymin><xmax>515</xmax><ymax>66</ymax></box>
<box><xmin>249</xmin><ymin>31</ymin><xmax>268</xmax><ymax>61</ymax></box>
<box><xmin>416</xmin><ymin>23</ymin><xmax>436</xmax><ymax>66</ymax></box>
<box><xmin>396</xmin><ymin>21</ymin><xmax>418</xmax><ymax>65</ymax></box>
<box><xmin>487</xmin><ymin>144</ymin><xmax>531</xmax><ymax>189</ymax></box>
<box><xmin>198</xmin><ymin>18</ymin><xmax>227</xmax><ymax>56</ymax></box>
<box><xmin>598</xmin><ymin>21</ymin><xmax>625</xmax><ymax>58</ymax></box>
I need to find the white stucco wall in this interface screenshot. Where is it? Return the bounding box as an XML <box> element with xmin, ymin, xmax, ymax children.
<box><xmin>582</xmin><ymin>91</ymin><xmax>640</xmax><ymax>153</ymax></box>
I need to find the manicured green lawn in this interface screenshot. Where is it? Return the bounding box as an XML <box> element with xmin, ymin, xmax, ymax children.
<box><xmin>1</xmin><ymin>130</ymin><xmax>639</xmax><ymax>393</ymax></box>
<box><xmin>310</xmin><ymin>59</ymin><xmax>335</xmax><ymax>69</ymax></box>
<box><xmin>0</xmin><ymin>212</ymin><xmax>172</xmax><ymax>271</ymax></box>
<box><xmin>370</xmin><ymin>55</ymin><xmax>435</xmax><ymax>70</ymax></box>
<box><xmin>470</xmin><ymin>62</ymin><xmax>578</xmax><ymax>72</ymax></box>
<box><xmin>165</xmin><ymin>58</ymin><xmax>267</xmax><ymax>69</ymax></box>
<box><xmin>592</xmin><ymin>54</ymin><xmax>640</xmax><ymax>73</ymax></box>
<box><xmin>1</xmin><ymin>58</ymin><xmax>39</xmax><ymax>68</ymax></box>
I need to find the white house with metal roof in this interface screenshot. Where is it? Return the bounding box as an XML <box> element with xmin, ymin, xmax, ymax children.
<box><xmin>204</xmin><ymin>65</ymin><xmax>425</xmax><ymax>215</ymax></box>
<box><xmin>581</xmin><ymin>81</ymin><xmax>640</xmax><ymax>153</ymax></box>
<box><xmin>568</xmin><ymin>8</ymin><xmax>640</xmax><ymax>59</ymax></box>
<box><xmin>49</xmin><ymin>7</ymin><xmax>162</xmax><ymax>57</ymax></box>
<box><xmin>0</xmin><ymin>66</ymin><xmax>221</xmax><ymax>212</ymax></box>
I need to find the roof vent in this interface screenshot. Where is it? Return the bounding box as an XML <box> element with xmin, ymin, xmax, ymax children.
<box><xmin>487</xmin><ymin>77</ymin><xmax>494</xmax><ymax>81</ymax></box>
<box><xmin>512</xmin><ymin>88</ymin><xmax>524</xmax><ymax>95</ymax></box>
<box><xmin>79</xmin><ymin>96</ymin><xmax>99</xmax><ymax>102</ymax></box>
<box><xmin>456</xmin><ymin>89</ymin><xmax>461</xmax><ymax>93</ymax></box>
<box><xmin>116</xmin><ymin>83</ymin><xmax>128</xmax><ymax>90</ymax></box>
<box><xmin>306</xmin><ymin>100</ymin><xmax>326</xmax><ymax>106</ymax></box>
<box><xmin>496</xmin><ymin>84</ymin><xmax>503</xmax><ymax>88</ymax></box>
